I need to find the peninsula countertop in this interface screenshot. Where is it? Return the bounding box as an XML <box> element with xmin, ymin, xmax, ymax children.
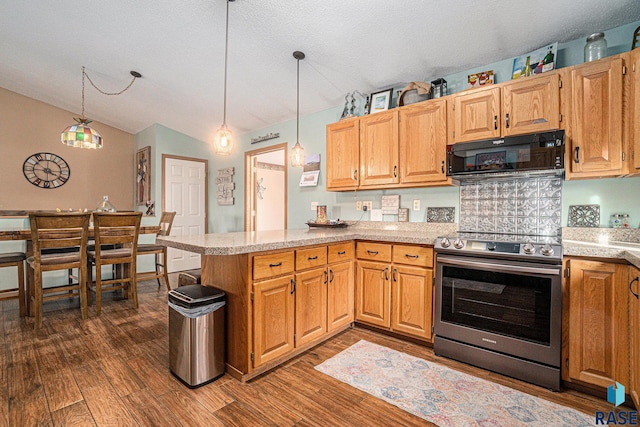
<box><xmin>157</xmin><ymin>224</ymin><xmax>640</xmax><ymax>268</ymax></box>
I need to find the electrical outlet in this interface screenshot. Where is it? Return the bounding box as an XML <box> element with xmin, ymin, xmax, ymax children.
<box><xmin>311</xmin><ymin>201</ymin><xmax>318</xmax><ymax>211</ymax></box>
<box><xmin>363</xmin><ymin>201</ymin><xmax>372</xmax><ymax>211</ymax></box>
<box><xmin>356</xmin><ymin>201</ymin><xmax>363</xmax><ymax>211</ymax></box>
<box><xmin>413</xmin><ymin>200</ymin><xmax>420</xmax><ymax>211</ymax></box>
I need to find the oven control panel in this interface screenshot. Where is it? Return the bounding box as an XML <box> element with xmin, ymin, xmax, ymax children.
<box><xmin>435</xmin><ymin>237</ymin><xmax>562</xmax><ymax>262</ymax></box>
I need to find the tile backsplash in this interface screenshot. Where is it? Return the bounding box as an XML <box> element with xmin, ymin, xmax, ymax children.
<box><xmin>459</xmin><ymin>176</ymin><xmax>562</xmax><ymax>236</ymax></box>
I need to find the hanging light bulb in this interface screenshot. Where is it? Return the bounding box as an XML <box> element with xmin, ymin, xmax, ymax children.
<box><xmin>290</xmin><ymin>51</ymin><xmax>305</xmax><ymax>168</ymax></box>
<box><xmin>213</xmin><ymin>0</ymin><xmax>234</xmax><ymax>155</ymax></box>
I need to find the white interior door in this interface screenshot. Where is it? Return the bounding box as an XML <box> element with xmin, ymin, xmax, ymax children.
<box><xmin>164</xmin><ymin>157</ymin><xmax>206</xmax><ymax>272</ymax></box>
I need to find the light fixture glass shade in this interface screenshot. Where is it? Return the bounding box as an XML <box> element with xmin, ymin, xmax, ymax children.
<box><xmin>290</xmin><ymin>141</ymin><xmax>305</xmax><ymax>167</ymax></box>
<box><xmin>213</xmin><ymin>125</ymin><xmax>233</xmax><ymax>155</ymax></box>
<box><xmin>61</xmin><ymin>119</ymin><xmax>103</xmax><ymax>149</ymax></box>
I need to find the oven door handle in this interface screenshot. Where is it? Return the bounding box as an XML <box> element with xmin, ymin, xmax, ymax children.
<box><xmin>437</xmin><ymin>255</ymin><xmax>560</xmax><ymax>276</ymax></box>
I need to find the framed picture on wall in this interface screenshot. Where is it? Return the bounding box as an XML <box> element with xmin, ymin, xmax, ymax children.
<box><xmin>136</xmin><ymin>146</ymin><xmax>151</xmax><ymax>206</ymax></box>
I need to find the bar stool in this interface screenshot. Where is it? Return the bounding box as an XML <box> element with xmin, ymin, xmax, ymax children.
<box><xmin>27</xmin><ymin>212</ymin><xmax>91</xmax><ymax>329</ymax></box>
<box><xmin>87</xmin><ymin>212</ymin><xmax>142</xmax><ymax>316</ymax></box>
<box><xmin>0</xmin><ymin>252</ymin><xmax>27</xmax><ymax>317</ymax></box>
<box><xmin>136</xmin><ymin>211</ymin><xmax>175</xmax><ymax>291</ymax></box>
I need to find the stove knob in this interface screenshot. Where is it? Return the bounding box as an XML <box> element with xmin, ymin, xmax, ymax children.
<box><xmin>453</xmin><ymin>238</ymin><xmax>465</xmax><ymax>249</ymax></box>
<box><xmin>440</xmin><ymin>238</ymin><xmax>451</xmax><ymax>248</ymax></box>
<box><xmin>540</xmin><ymin>244</ymin><xmax>555</xmax><ymax>256</ymax></box>
<box><xmin>523</xmin><ymin>243</ymin><xmax>536</xmax><ymax>254</ymax></box>
<box><xmin>486</xmin><ymin>242</ymin><xmax>496</xmax><ymax>251</ymax></box>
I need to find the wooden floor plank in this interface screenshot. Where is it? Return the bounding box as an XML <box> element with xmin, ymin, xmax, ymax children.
<box><xmin>9</xmin><ymin>395</ymin><xmax>53</xmax><ymax>427</ymax></box>
<box><xmin>212</xmin><ymin>400</ymin><xmax>274</xmax><ymax>427</ymax></box>
<box><xmin>50</xmin><ymin>401</ymin><xmax>97</xmax><ymax>427</ymax></box>
<box><xmin>98</xmin><ymin>356</ymin><xmax>146</xmax><ymax>398</ymax></box>
<box><xmin>126</xmin><ymin>354</ymin><xmax>181</xmax><ymax>396</ymax></box>
<box><xmin>81</xmin><ymin>383</ymin><xmax>138</xmax><ymax>427</ymax></box>
<box><xmin>40</xmin><ymin>367</ymin><xmax>84</xmax><ymax>412</ymax></box>
<box><xmin>157</xmin><ymin>389</ymin><xmax>224</xmax><ymax>427</ymax></box>
<box><xmin>121</xmin><ymin>388</ymin><xmax>182</xmax><ymax>427</ymax></box>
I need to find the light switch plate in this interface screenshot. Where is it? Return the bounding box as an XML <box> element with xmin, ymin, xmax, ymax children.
<box><xmin>413</xmin><ymin>200</ymin><xmax>420</xmax><ymax>211</ymax></box>
<box><xmin>311</xmin><ymin>201</ymin><xmax>318</xmax><ymax>211</ymax></box>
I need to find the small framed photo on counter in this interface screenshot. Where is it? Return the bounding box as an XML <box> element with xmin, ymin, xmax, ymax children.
<box><xmin>368</xmin><ymin>88</ymin><xmax>393</xmax><ymax>114</ymax></box>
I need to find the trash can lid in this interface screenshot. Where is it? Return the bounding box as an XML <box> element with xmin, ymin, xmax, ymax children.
<box><xmin>169</xmin><ymin>284</ymin><xmax>225</xmax><ymax>305</ymax></box>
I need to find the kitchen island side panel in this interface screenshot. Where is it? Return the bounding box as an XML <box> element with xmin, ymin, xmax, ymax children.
<box><xmin>201</xmin><ymin>253</ymin><xmax>251</xmax><ymax>378</ymax></box>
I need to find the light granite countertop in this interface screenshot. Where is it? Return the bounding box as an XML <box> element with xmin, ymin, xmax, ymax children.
<box><xmin>157</xmin><ymin>223</ymin><xmax>640</xmax><ymax>268</ymax></box>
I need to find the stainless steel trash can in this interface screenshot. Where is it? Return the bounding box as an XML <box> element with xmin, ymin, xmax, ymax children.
<box><xmin>168</xmin><ymin>284</ymin><xmax>226</xmax><ymax>388</ymax></box>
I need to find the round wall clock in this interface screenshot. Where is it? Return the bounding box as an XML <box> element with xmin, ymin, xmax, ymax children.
<box><xmin>22</xmin><ymin>152</ymin><xmax>71</xmax><ymax>189</ymax></box>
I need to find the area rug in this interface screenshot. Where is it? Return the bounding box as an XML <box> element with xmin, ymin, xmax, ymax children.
<box><xmin>315</xmin><ymin>340</ymin><xmax>594</xmax><ymax>427</ymax></box>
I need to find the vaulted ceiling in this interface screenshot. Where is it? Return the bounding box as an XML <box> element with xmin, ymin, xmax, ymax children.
<box><xmin>1</xmin><ymin>1</ymin><xmax>639</xmax><ymax>143</ymax></box>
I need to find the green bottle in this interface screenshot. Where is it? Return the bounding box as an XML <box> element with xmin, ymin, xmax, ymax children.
<box><xmin>523</xmin><ymin>56</ymin><xmax>532</xmax><ymax>77</ymax></box>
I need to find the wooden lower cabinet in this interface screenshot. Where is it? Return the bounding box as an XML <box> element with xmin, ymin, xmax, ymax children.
<box><xmin>355</xmin><ymin>260</ymin><xmax>391</xmax><ymax>328</ymax></box>
<box><xmin>630</xmin><ymin>266</ymin><xmax>640</xmax><ymax>408</ymax></box>
<box><xmin>253</xmin><ymin>275</ymin><xmax>295</xmax><ymax>367</ymax></box>
<box><xmin>392</xmin><ymin>265</ymin><xmax>433</xmax><ymax>340</ymax></box>
<box><xmin>327</xmin><ymin>260</ymin><xmax>354</xmax><ymax>332</ymax></box>
<box><xmin>356</xmin><ymin>242</ymin><xmax>434</xmax><ymax>341</ymax></box>
<box><xmin>566</xmin><ymin>259</ymin><xmax>629</xmax><ymax>389</ymax></box>
<box><xmin>294</xmin><ymin>267</ymin><xmax>328</xmax><ymax>347</ymax></box>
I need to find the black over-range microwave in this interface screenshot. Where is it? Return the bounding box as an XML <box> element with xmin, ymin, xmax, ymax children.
<box><xmin>446</xmin><ymin>130</ymin><xmax>565</xmax><ymax>177</ymax></box>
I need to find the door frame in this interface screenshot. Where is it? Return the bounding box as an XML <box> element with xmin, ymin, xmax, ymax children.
<box><xmin>162</xmin><ymin>154</ymin><xmax>209</xmax><ymax>233</ymax></box>
<box><xmin>244</xmin><ymin>143</ymin><xmax>288</xmax><ymax>232</ymax></box>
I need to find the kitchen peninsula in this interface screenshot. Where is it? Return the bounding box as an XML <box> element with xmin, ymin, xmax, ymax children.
<box><xmin>159</xmin><ymin>224</ymin><xmax>640</xmax><ymax>399</ymax></box>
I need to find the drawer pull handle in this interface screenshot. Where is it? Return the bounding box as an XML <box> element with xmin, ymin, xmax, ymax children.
<box><xmin>393</xmin><ymin>268</ymin><xmax>398</xmax><ymax>282</ymax></box>
<box><xmin>405</xmin><ymin>254</ymin><xmax>419</xmax><ymax>259</ymax></box>
<box><xmin>384</xmin><ymin>267</ymin><xmax>389</xmax><ymax>281</ymax></box>
<box><xmin>269</xmin><ymin>262</ymin><xmax>282</xmax><ymax>267</ymax></box>
<box><xmin>290</xmin><ymin>279</ymin><xmax>296</xmax><ymax>294</ymax></box>
<box><xmin>307</xmin><ymin>256</ymin><xmax>318</xmax><ymax>261</ymax></box>
<box><xmin>330</xmin><ymin>269</ymin><xmax>334</xmax><ymax>283</ymax></box>
<box><xmin>441</xmin><ymin>160</ymin><xmax>445</xmax><ymax>174</ymax></box>
<box><xmin>337</xmin><ymin>251</ymin><xmax>346</xmax><ymax>255</ymax></box>
<box><xmin>574</xmin><ymin>146</ymin><xmax>580</xmax><ymax>163</ymax></box>
<box><xmin>367</xmin><ymin>250</ymin><xmax>379</xmax><ymax>255</ymax></box>
<box><xmin>493</xmin><ymin>115</ymin><xmax>497</xmax><ymax>130</ymax></box>
<box><xmin>324</xmin><ymin>270</ymin><xmax>328</xmax><ymax>284</ymax></box>
<box><xmin>505</xmin><ymin>113</ymin><xmax>510</xmax><ymax>128</ymax></box>
<box><xmin>631</xmin><ymin>276</ymin><xmax>639</xmax><ymax>299</ymax></box>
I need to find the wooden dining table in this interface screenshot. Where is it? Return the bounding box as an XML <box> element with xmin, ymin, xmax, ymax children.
<box><xmin>0</xmin><ymin>225</ymin><xmax>160</xmax><ymax>316</ymax></box>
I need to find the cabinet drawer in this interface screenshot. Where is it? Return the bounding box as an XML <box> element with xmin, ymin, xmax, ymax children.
<box><xmin>296</xmin><ymin>246</ymin><xmax>327</xmax><ymax>271</ymax></box>
<box><xmin>328</xmin><ymin>242</ymin><xmax>354</xmax><ymax>264</ymax></box>
<box><xmin>253</xmin><ymin>251</ymin><xmax>295</xmax><ymax>281</ymax></box>
<box><xmin>392</xmin><ymin>245</ymin><xmax>433</xmax><ymax>268</ymax></box>
<box><xmin>356</xmin><ymin>242</ymin><xmax>392</xmax><ymax>262</ymax></box>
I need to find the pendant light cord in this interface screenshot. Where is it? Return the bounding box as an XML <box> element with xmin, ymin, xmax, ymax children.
<box><xmin>79</xmin><ymin>66</ymin><xmax>140</xmax><ymax>121</ymax></box>
<box><xmin>222</xmin><ymin>0</ymin><xmax>231</xmax><ymax>127</ymax></box>
<box><xmin>296</xmin><ymin>56</ymin><xmax>300</xmax><ymax>144</ymax></box>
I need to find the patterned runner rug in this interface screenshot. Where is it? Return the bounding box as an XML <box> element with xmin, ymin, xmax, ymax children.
<box><xmin>315</xmin><ymin>340</ymin><xmax>594</xmax><ymax>426</ymax></box>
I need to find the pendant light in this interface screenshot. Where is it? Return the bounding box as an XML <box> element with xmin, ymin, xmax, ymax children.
<box><xmin>290</xmin><ymin>50</ymin><xmax>305</xmax><ymax>168</ymax></box>
<box><xmin>61</xmin><ymin>66</ymin><xmax>140</xmax><ymax>149</ymax></box>
<box><xmin>213</xmin><ymin>0</ymin><xmax>235</xmax><ymax>155</ymax></box>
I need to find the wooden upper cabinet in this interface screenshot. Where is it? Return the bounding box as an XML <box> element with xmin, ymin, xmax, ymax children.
<box><xmin>502</xmin><ymin>73</ymin><xmax>560</xmax><ymax>136</ymax></box>
<box><xmin>399</xmin><ymin>99</ymin><xmax>448</xmax><ymax>184</ymax></box>
<box><xmin>451</xmin><ymin>86</ymin><xmax>501</xmax><ymax>143</ymax></box>
<box><xmin>326</xmin><ymin>118</ymin><xmax>359</xmax><ymax>190</ymax></box>
<box><xmin>568</xmin><ymin>55</ymin><xmax>625</xmax><ymax>177</ymax></box>
<box><xmin>359</xmin><ymin>110</ymin><xmax>399</xmax><ymax>186</ymax></box>
<box><xmin>631</xmin><ymin>49</ymin><xmax>640</xmax><ymax>172</ymax></box>
<box><xmin>630</xmin><ymin>266</ymin><xmax>640</xmax><ymax>409</ymax></box>
<box><xmin>566</xmin><ymin>259</ymin><xmax>629</xmax><ymax>389</ymax></box>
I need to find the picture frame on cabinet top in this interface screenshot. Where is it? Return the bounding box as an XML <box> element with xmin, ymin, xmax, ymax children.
<box><xmin>368</xmin><ymin>88</ymin><xmax>393</xmax><ymax>114</ymax></box>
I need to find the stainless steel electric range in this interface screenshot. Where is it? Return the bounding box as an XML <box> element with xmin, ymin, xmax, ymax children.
<box><xmin>433</xmin><ymin>232</ymin><xmax>563</xmax><ymax>390</ymax></box>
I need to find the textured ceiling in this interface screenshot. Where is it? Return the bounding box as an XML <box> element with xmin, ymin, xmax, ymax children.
<box><xmin>1</xmin><ymin>0</ymin><xmax>639</xmax><ymax>143</ymax></box>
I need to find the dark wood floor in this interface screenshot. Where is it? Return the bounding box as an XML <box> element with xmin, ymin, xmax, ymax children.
<box><xmin>0</xmin><ymin>274</ymin><xmax>626</xmax><ymax>426</ymax></box>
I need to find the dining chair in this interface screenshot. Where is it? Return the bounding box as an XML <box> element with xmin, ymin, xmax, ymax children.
<box><xmin>87</xmin><ymin>212</ymin><xmax>142</xmax><ymax>316</ymax></box>
<box><xmin>27</xmin><ymin>212</ymin><xmax>91</xmax><ymax>329</ymax></box>
<box><xmin>136</xmin><ymin>211</ymin><xmax>175</xmax><ymax>291</ymax></box>
<box><xmin>0</xmin><ymin>251</ymin><xmax>27</xmax><ymax>317</ymax></box>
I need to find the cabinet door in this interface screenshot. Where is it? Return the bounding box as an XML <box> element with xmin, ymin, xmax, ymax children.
<box><xmin>567</xmin><ymin>259</ymin><xmax>629</xmax><ymax>388</ymax></box>
<box><xmin>253</xmin><ymin>275</ymin><xmax>295</xmax><ymax>367</ymax></box>
<box><xmin>359</xmin><ymin>110</ymin><xmax>399</xmax><ymax>186</ymax></box>
<box><xmin>355</xmin><ymin>260</ymin><xmax>391</xmax><ymax>328</ymax></box>
<box><xmin>630</xmin><ymin>266</ymin><xmax>640</xmax><ymax>409</ymax></box>
<box><xmin>327</xmin><ymin>261</ymin><xmax>354</xmax><ymax>332</ymax></box>
<box><xmin>631</xmin><ymin>49</ymin><xmax>640</xmax><ymax>171</ymax></box>
<box><xmin>399</xmin><ymin>99</ymin><xmax>448</xmax><ymax>184</ymax></box>
<box><xmin>326</xmin><ymin>118</ymin><xmax>359</xmax><ymax>190</ymax></box>
<box><xmin>391</xmin><ymin>265</ymin><xmax>433</xmax><ymax>340</ymax></box>
<box><xmin>294</xmin><ymin>267</ymin><xmax>328</xmax><ymax>347</ymax></box>
<box><xmin>502</xmin><ymin>73</ymin><xmax>560</xmax><ymax>136</ymax></box>
<box><xmin>451</xmin><ymin>86</ymin><xmax>501</xmax><ymax>143</ymax></box>
<box><xmin>569</xmin><ymin>56</ymin><xmax>625</xmax><ymax>177</ymax></box>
